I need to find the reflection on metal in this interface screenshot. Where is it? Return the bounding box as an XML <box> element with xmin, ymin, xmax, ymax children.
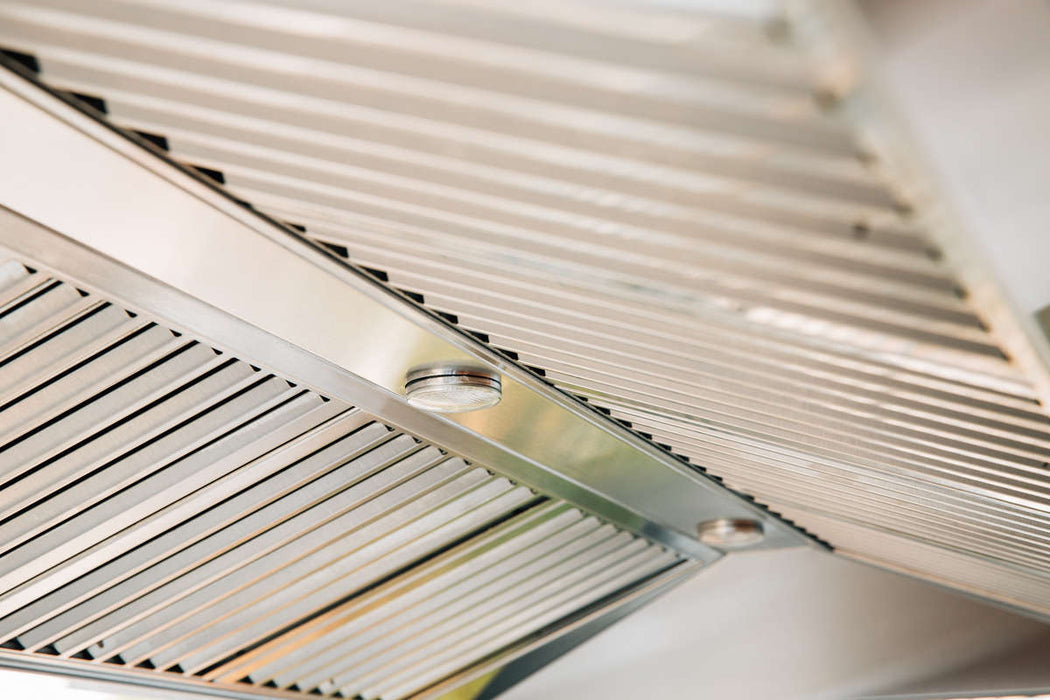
<box><xmin>697</xmin><ymin>519</ymin><xmax>766</xmax><ymax>550</ymax></box>
<box><xmin>424</xmin><ymin>556</ymin><xmax>703</xmax><ymax>700</ymax></box>
<box><xmin>0</xmin><ymin>252</ymin><xmax>686</xmax><ymax>699</ymax></box>
<box><xmin>405</xmin><ymin>364</ymin><xmax>502</xmax><ymax>414</ymax></box>
<box><xmin>206</xmin><ymin>502</ymin><xmax>678</xmax><ymax>697</ymax></box>
<box><xmin>2</xmin><ymin>0</ymin><xmax>1050</xmax><ymax>694</ymax></box>
<box><xmin>2</xmin><ymin>0</ymin><xmax>1038</xmax><ymax>616</ymax></box>
<box><xmin>0</xmin><ymin>67</ymin><xmax>804</xmax><ymax>560</ymax></box>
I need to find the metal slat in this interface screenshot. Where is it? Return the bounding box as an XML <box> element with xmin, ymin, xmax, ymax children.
<box><xmin>10</xmin><ymin>412</ymin><xmax>388</xmax><ymax>650</ymax></box>
<box><xmin>171</xmin><ymin>483</ymin><xmax>536</xmax><ymax>675</ymax></box>
<box><xmin>0</xmin><ymin>357</ymin><xmax>260</xmax><ymax>529</ymax></box>
<box><xmin>279</xmin><ymin>520</ymin><xmax>622</xmax><ymax>691</ymax></box>
<box><xmin>0</xmin><ymin>282</ymin><xmax>97</xmax><ymax>360</ymax></box>
<box><xmin>0</xmin><ymin>393</ymin><xmax>339</xmax><ymax>615</ymax></box>
<box><xmin>0</xmin><ymin>304</ymin><xmax>151</xmax><ymax>408</ymax></box>
<box><xmin>0</xmin><ymin>3</ymin><xmax>858</xmax><ymax>160</ymax></box>
<box><xmin>42</xmin><ymin>426</ymin><xmax>423</xmax><ymax>656</ymax></box>
<box><xmin>356</xmin><ymin>546</ymin><xmax>676</xmax><ymax>699</ymax></box>
<box><xmin>130</xmin><ymin>473</ymin><xmax>525</xmax><ymax>669</ymax></box>
<box><xmin>0</xmin><ymin>259</ymin><xmax>37</xmax><ymax>305</ymax></box>
<box><xmin>8</xmin><ymin>0</ymin><xmax>1050</xmax><ymax>690</ymax></box>
<box><xmin>220</xmin><ymin>503</ymin><xmax>586</xmax><ymax>685</ymax></box>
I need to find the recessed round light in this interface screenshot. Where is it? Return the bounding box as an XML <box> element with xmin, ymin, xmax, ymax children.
<box><xmin>697</xmin><ymin>518</ymin><xmax>765</xmax><ymax>549</ymax></box>
<box><xmin>405</xmin><ymin>364</ymin><xmax>502</xmax><ymax>414</ymax></box>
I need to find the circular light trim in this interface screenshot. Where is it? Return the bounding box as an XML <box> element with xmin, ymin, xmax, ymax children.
<box><xmin>697</xmin><ymin>518</ymin><xmax>765</xmax><ymax>549</ymax></box>
<box><xmin>405</xmin><ymin>364</ymin><xmax>502</xmax><ymax>414</ymax></box>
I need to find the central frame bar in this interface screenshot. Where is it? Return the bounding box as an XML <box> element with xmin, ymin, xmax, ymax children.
<box><xmin>0</xmin><ymin>65</ymin><xmax>810</xmax><ymax>558</ymax></box>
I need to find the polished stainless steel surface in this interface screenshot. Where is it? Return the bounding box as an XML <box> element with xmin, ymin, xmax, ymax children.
<box><xmin>0</xmin><ymin>62</ymin><xmax>803</xmax><ymax>560</ymax></box>
<box><xmin>0</xmin><ymin>253</ymin><xmax>686</xmax><ymax>699</ymax></box>
<box><xmin>0</xmin><ymin>0</ymin><xmax>1046</xmax><ymax>620</ymax></box>
<box><xmin>4</xmin><ymin>1</ymin><xmax>1050</xmax><ymax>697</ymax></box>
<box><xmin>206</xmin><ymin>502</ymin><xmax>677</xmax><ymax>697</ymax></box>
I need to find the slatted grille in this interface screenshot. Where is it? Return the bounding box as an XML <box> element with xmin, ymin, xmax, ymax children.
<box><xmin>3</xmin><ymin>0</ymin><xmax>1048</xmax><ymax>620</ymax></box>
<box><xmin>2</xmin><ymin>0</ymin><xmax>1050</xmax><ymax>633</ymax></box>
<box><xmin>208</xmin><ymin>502</ymin><xmax>677</xmax><ymax>698</ymax></box>
<box><xmin>0</xmin><ymin>257</ymin><xmax>679</xmax><ymax>698</ymax></box>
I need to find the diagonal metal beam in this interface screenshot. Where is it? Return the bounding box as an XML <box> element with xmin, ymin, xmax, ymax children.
<box><xmin>0</xmin><ymin>63</ymin><xmax>811</xmax><ymax>559</ymax></box>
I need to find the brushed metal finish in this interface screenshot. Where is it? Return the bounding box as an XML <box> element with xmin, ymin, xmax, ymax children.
<box><xmin>0</xmin><ymin>59</ymin><xmax>802</xmax><ymax>557</ymax></box>
<box><xmin>4</xmin><ymin>0</ymin><xmax>1050</xmax><ymax>693</ymax></box>
<box><xmin>204</xmin><ymin>502</ymin><xmax>678</xmax><ymax>697</ymax></box>
<box><xmin>0</xmin><ymin>558</ymin><xmax>698</xmax><ymax>700</ymax></box>
<box><xmin>0</xmin><ymin>254</ymin><xmax>688</xmax><ymax>699</ymax></box>
<box><xmin>0</xmin><ymin>0</ymin><xmax>1043</xmax><ymax>621</ymax></box>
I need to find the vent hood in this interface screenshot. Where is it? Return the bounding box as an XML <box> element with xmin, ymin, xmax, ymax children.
<box><xmin>2</xmin><ymin>0</ymin><xmax>1050</xmax><ymax>698</ymax></box>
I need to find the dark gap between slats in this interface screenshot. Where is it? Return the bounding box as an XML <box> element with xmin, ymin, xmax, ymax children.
<box><xmin>0</xmin><ymin>302</ymin><xmax>120</xmax><ymax>382</ymax></box>
<box><xmin>0</xmin><ymin>342</ymin><xmax>221</xmax><ymax>471</ymax></box>
<box><xmin>0</xmin><ymin>279</ymin><xmax>65</xmax><ymax>322</ymax></box>
<box><xmin>0</xmin><ymin>361</ymin><xmax>277</xmax><ymax>536</ymax></box>
<box><xmin>0</xmin><ymin>47</ymin><xmax>40</xmax><ymax>74</ymax></box>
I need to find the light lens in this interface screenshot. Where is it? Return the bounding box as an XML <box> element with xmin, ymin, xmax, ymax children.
<box><xmin>697</xmin><ymin>518</ymin><xmax>765</xmax><ymax>549</ymax></box>
<box><xmin>405</xmin><ymin>366</ymin><xmax>502</xmax><ymax>413</ymax></box>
